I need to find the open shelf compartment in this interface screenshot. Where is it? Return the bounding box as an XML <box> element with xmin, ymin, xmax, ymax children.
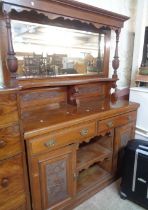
<box><xmin>77</xmin><ymin>137</ymin><xmax>112</xmax><ymax>172</ymax></box>
<box><xmin>77</xmin><ymin>163</ymin><xmax>112</xmax><ymax>193</ymax></box>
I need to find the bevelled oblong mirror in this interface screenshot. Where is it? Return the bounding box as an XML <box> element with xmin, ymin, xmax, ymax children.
<box><xmin>11</xmin><ymin>19</ymin><xmax>111</xmax><ymax>78</ymax></box>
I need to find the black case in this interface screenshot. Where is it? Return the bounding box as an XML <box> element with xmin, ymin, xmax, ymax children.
<box><xmin>120</xmin><ymin>139</ymin><xmax>148</xmax><ymax>209</ymax></box>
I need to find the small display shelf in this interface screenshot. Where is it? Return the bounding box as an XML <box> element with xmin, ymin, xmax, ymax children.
<box><xmin>77</xmin><ymin>138</ymin><xmax>112</xmax><ymax>172</ymax></box>
<box><xmin>77</xmin><ymin>163</ymin><xmax>111</xmax><ymax>193</ymax></box>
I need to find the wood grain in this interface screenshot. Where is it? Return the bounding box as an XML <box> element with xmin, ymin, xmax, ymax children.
<box><xmin>28</xmin><ymin>121</ymin><xmax>96</xmax><ymax>155</ymax></box>
<box><xmin>0</xmin><ymin>93</ymin><xmax>18</xmax><ymax>125</ymax></box>
<box><xmin>0</xmin><ymin>124</ymin><xmax>22</xmax><ymax>160</ymax></box>
<box><xmin>0</xmin><ymin>154</ymin><xmax>26</xmax><ymax>210</ymax></box>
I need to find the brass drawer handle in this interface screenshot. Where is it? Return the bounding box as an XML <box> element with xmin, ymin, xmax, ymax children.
<box><xmin>107</xmin><ymin>121</ymin><xmax>114</xmax><ymax>128</ymax></box>
<box><xmin>80</xmin><ymin>128</ymin><xmax>88</xmax><ymax>136</ymax></box>
<box><xmin>1</xmin><ymin>178</ymin><xmax>9</xmax><ymax>188</ymax></box>
<box><xmin>44</xmin><ymin>139</ymin><xmax>56</xmax><ymax>148</ymax></box>
<box><xmin>0</xmin><ymin>140</ymin><xmax>7</xmax><ymax>148</ymax></box>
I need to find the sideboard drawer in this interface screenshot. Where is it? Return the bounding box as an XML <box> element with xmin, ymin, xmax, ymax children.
<box><xmin>0</xmin><ymin>155</ymin><xmax>26</xmax><ymax>210</ymax></box>
<box><xmin>0</xmin><ymin>93</ymin><xmax>18</xmax><ymax>125</ymax></box>
<box><xmin>0</xmin><ymin>124</ymin><xmax>22</xmax><ymax>160</ymax></box>
<box><xmin>98</xmin><ymin>111</ymin><xmax>136</xmax><ymax>133</ymax></box>
<box><xmin>28</xmin><ymin>121</ymin><xmax>96</xmax><ymax>155</ymax></box>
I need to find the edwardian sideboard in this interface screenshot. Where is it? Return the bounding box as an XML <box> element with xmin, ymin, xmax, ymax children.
<box><xmin>0</xmin><ymin>1</ymin><xmax>139</xmax><ymax>210</ymax></box>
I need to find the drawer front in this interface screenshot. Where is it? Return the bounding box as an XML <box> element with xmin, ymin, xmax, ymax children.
<box><xmin>0</xmin><ymin>155</ymin><xmax>26</xmax><ymax>210</ymax></box>
<box><xmin>0</xmin><ymin>93</ymin><xmax>18</xmax><ymax>125</ymax></box>
<box><xmin>98</xmin><ymin>111</ymin><xmax>137</xmax><ymax>134</ymax></box>
<box><xmin>29</xmin><ymin>121</ymin><xmax>96</xmax><ymax>155</ymax></box>
<box><xmin>0</xmin><ymin>125</ymin><xmax>22</xmax><ymax>160</ymax></box>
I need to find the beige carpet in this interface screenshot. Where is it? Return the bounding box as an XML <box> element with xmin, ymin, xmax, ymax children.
<box><xmin>74</xmin><ymin>180</ymin><xmax>145</xmax><ymax>210</ymax></box>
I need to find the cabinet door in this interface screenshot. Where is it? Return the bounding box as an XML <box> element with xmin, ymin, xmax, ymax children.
<box><xmin>113</xmin><ymin>121</ymin><xmax>136</xmax><ymax>175</ymax></box>
<box><xmin>28</xmin><ymin>144</ymin><xmax>76</xmax><ymax>210</ymax></box>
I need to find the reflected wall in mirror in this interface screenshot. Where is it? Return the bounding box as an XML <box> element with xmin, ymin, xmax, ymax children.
<box><xmin>11</xmin><ymin>20</ymin><xmax>107</xmax><ymax>77</ymax></box>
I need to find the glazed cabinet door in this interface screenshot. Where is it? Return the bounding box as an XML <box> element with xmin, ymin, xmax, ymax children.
<box><xmin>113</xmin><ymin>121</ymin><xmax>136</xmax><ymax>175</ymax></box>
<box><xmin>28</xmin><ymin>144</ymin><xmax>76</xmax><ymax>210</ymax></box>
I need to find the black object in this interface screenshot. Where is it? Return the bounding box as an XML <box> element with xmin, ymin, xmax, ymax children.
<box><xmin>120</xmin><ymin>139</ymin><xmax>148</xmax><ymax>209</ymax></box>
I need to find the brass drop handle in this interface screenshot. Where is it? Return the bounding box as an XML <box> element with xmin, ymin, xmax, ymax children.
<box><xmin>107</xmin><ymin>121</ymin><xmax>114</xmax><ymax>128</ymax></box>
<box><xmin>1</xmin><ymin>178</ymin><xmax>9</xmax><ymax>188</ymax></box>
<box><xmin>0</xmin><ymin>140</ymin><xmax>7</xmax><ymax>148</ymax></box>
<box><xmin>80</xmin><ymin>128</ymin><xmax>88</xmax><ymax>136</ymax></box>
<box><xmin>44</xmin><ymin>139</ymin><xmax>56</xmax><ymax>148</ymax></box>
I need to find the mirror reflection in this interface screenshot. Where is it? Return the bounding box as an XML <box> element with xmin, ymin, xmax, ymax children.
<box><xmin>11</xmin><ymin>20</ymin><xmax>105</xmax><ymax>77</ymax></box>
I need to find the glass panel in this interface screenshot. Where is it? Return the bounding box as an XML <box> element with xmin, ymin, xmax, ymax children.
<box><xmin>11</xmin><ymin>20</ymin><xmax>105</xmax><ymax>77</ymax></box>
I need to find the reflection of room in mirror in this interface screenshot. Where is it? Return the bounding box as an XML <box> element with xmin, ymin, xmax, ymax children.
<box><xmin>11</xmin><ymin>20</ymin><xmax>105</xmax><ymax>77</ymax></box>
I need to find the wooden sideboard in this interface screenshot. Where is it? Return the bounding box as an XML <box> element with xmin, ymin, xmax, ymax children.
<box><xmin>0</xmin><ymin>0</ymin><xmax>139</xmax><ymax>210</ymax></box>
<box><xmin>0</xmin><ymin>85</ymin><xmax>139</xmax><ymax>210</ymax></box>
<box><xmin>23</xmin><ymin>97</ymin><xmax>138</xmax><ymax>210</ymax></box>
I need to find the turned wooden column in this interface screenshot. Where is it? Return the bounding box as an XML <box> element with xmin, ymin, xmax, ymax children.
<box><xmin>112</xmin><ymin>29</ymin><xmax>121</xmax><ymax>80</ymax></box>
<box><xmin>4</xmin><ymin>12</ymin><xmax>18</xmax><ymax>81</ymax></box>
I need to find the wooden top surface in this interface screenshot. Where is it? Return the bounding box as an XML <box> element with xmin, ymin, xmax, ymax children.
<box><xmin>22</xmin><ymin>99</ymin><xmax>139</xmax><ymax>139</ymax></box>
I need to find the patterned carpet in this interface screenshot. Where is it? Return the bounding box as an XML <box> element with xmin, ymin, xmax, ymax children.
<box><xmin>74</xmin><ymin>180</ymin><xmax>145</xmax><ymax>210</ymax></box>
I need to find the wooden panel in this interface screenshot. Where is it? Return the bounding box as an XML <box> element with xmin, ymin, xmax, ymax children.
<box><xmin>28</xmin><ymin>121</ymin><xmax>96</xmax><ymax>155</ymax></box>
<box><xmin>98</xmin><ymin>111</ymin><xmax>137</xmax><ymax>133</ymax></box>
<box><xmin>19</xmin><ymin>87</ymin><xmax>67</xmax><ymax>112</ymax></box>
<box><xmin>27</xmin><ymin>144</ymin><xmax>76</xmax><ymax>210</ymax></box>
<box><xmin>68</xmin><ymin>83</ymin><xmax>107</xmax><ymax>105</ymax></box>
<box><xmin>0</xmin><ymin>124</ymin><xmax>22</xmax><ymax>160</ymax></box>
<box><xmin>99</xmin><ymin>156</ymin><xmax>113</xmax><ymax>173</ymax></box>
<box><xmin>0</xmin><ymin>154</ymin><xmax>26</xmax><ymax>210</ymax></box>
<box><xmin>15</xmin><ymin>203</ymin><xmax>27</xmax><ymax>210</ymax></box>
<box><xmin>112</xmin><ymin>121</ymin><xmax>136</xmax><ymax>175</ymax></box>
<box><xmin>0</xmin><ymin>93</ymin><xmax>18</xmax><ymax>125</ymax></box>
